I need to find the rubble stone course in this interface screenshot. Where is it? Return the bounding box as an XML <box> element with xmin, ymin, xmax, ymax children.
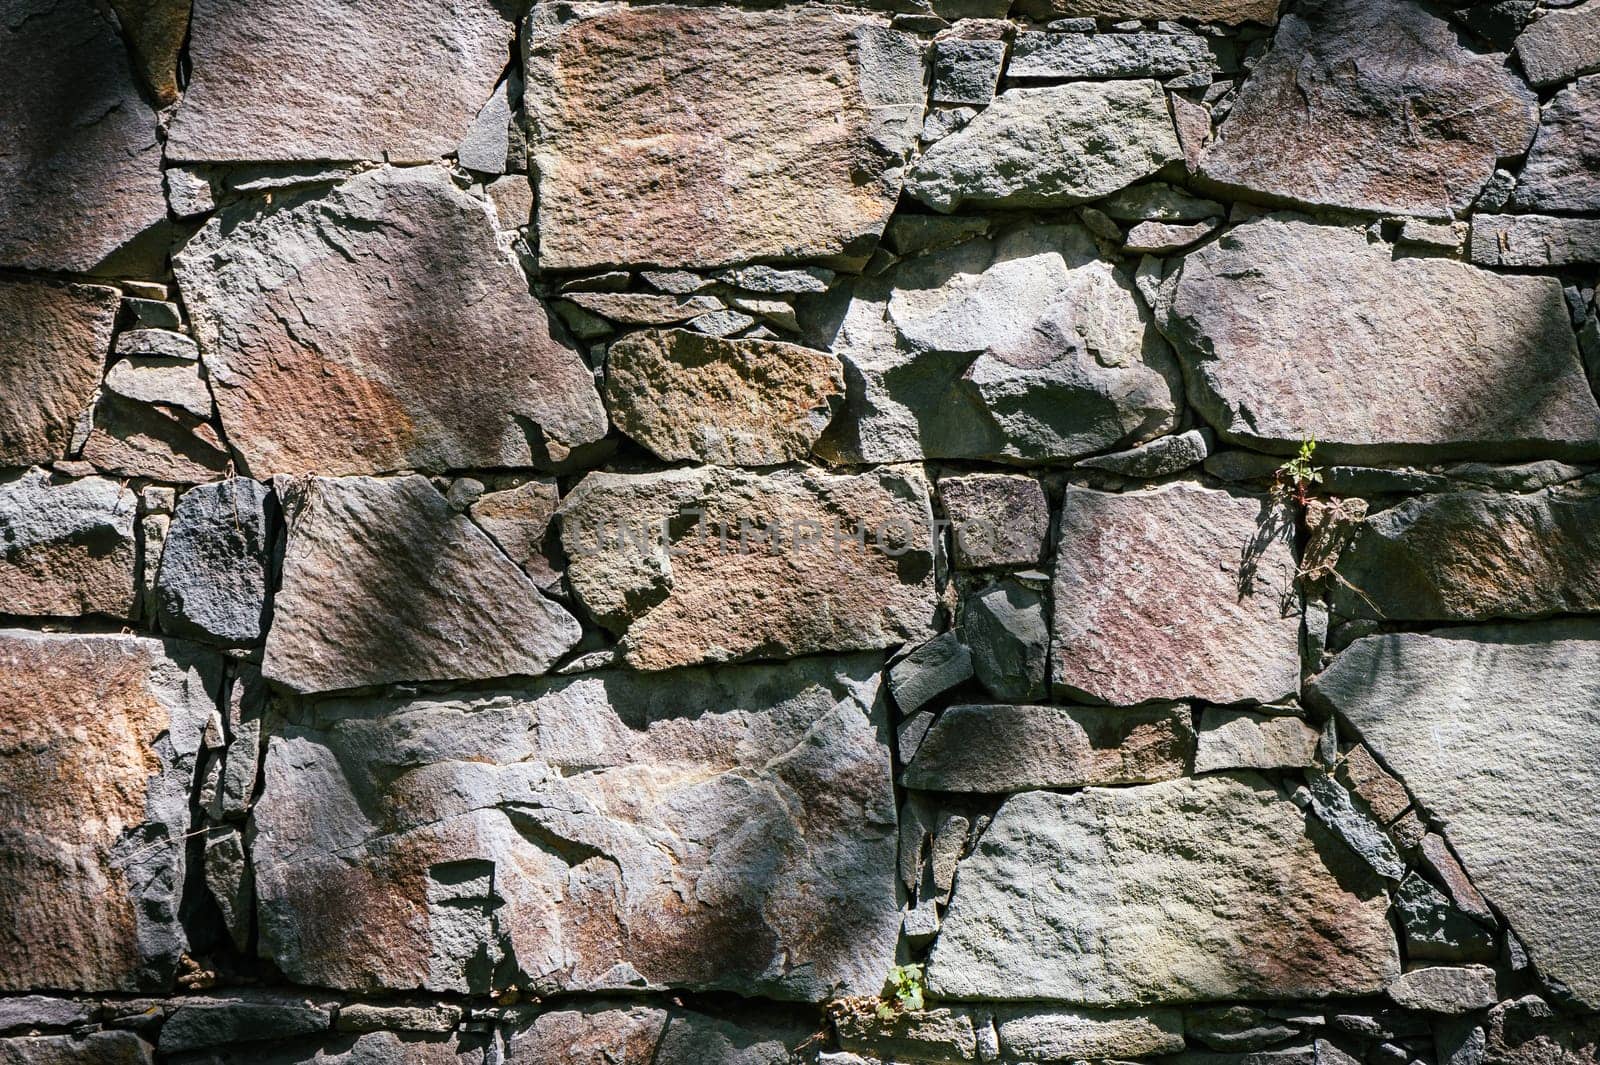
<box><xmin>2</xmin><ymin>0</ymin><xmax>1599</xmax><ymax>1060</ymax></box>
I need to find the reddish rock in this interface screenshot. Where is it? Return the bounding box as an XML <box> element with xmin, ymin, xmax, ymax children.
<box><xmin>0</xmin><ymin>280</ymin><xmax>117</xmax><ymax>467</ymax></box>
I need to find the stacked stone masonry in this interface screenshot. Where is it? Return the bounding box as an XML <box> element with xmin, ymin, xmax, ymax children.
<box><xmin>3</xmin><ymin>0</ymin><xmax>1600</xmax><ymax>1062</ymax></box>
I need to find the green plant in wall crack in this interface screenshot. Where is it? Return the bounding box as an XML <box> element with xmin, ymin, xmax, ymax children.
<box><xmin>1273</xmin><ymin>437</ymin><xmax>1324</xmax><ymax>508</ymax></box>
<box><xmin>878</xmin><ymin>963</ymin><xmax>926</xmax><ymax>1020</ymax></box>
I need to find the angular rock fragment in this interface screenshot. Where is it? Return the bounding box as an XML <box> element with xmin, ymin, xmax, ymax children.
<box><xmin>932</xmin><ymin>38</ymin><xmax>1006</xmax><ymax>107</ymax></box>
<box><xmin>563</xmin><ymin>293</ymin><xmax>722</xmax><ymax>325</ymax></box>
<box><xmin>174</xmin><ymin>165</ymin><xmax>606</xmax><ymax>477</ymax></box>
<box><xmin>1396</xmin><ymin>874</ymin><xmax>1496</xmax><ymax>964</ymax></box>
<box><xmin>79</xmin><ymin>396</ymin><xmax>232</xmax><ymax>485</ymax></box>
<box><xmin>525</xmin><ymin>4</ymin><xmax>924</xmax><ymax>270</ymax></box>
<box><xmin>908</xmin><ymin>81</ymin><xmax>1181</xmax><ymax>212</ymax></box>
<box><xmin>1014</xmin><ymin>0</ymin><xmax>1281</xmax><ymax>22</ymax></box>
<box><xmin>1166</xmin><ymin>218</ymin><xmax>1600</xmax><ymax>462</ymax></box>
<box><xmin>108</xmin><ymin>0</ymin><xmax>190</xmax><ymax>106</ymax></box>
<box><xmin>903</xmin><ymin>702</ymin><xmax>1194</xmax><ymax>792</ymax></box>
<box><xmin>0</xmin><ymin>631</ymin><xmax>221</xmax><ymax>991</ymax></box>
<box><xmin>940</xmin><ymin>474</ymin><xmax>1050</xmax><ymax>569</ymax></box>
<box><xmin>835</xmin><ymin>1007</ymin><xmax>979</xmax><ymax>1063</ymax></box>
<box><xmin>604</xmin><ymin>329</ymin><xmax>844</xmax><ymax>466</ymax></box>
<box><xmin>1484</xmin><ymin>996</ymin><xmax>1600</xmax><ymax>1065</ymax></box>
<box><xmin>1298</xmin><ymin>770</ymin><xmax>1406</xmax><ymax>883</ymax></box>
<box><xmin>0</xmin><ymin>0</ymin><xmax>169</xmax><ymax>272</ymax></box>
<box><xmin>1196</xmin><ymin>709</ymin><xmax>1320</xmax><ymax>772</ymax></box>
<box><xmin>1186</xmin><ymin>1007</ymin><xmax>1300</xmax><ymax>1052</ymax></box>
<box><xmin>468</xmin><ymin>478</ymin><xmax>561</xmax><ymax>585</ymax></box>
<box><xmin>817</xmin><ymin>224</ymin><xmax>1181</xmax><ymax>465</ymax></box>
<box><xmin>457</xmin><ymin>77</ymin><xmax>513</xmax><ymax>174</ymax></box>
<box><xmin>0</xmin><ymin>1032</ymin><xmax>154</xmax><ymax>1064</ymax></box>
<box><xmin>0</xmin><ymin>997</ymin><xmax>92</xmax><ymax>1032</ymax></box>
<box><xmin>1515</xmin><ymin>4</ymin><xmax>1600</xmax><ymax>87</ymax></box>
<box><xmin>1125</xmin><ymin>218</ymin><xmax>1220</xmax><ymax>253</ymax></box>
<box><xmin>1200</xmin><ymin>0</ymin><xmax>1537</xmax><ymax>219</ymax></box>
<box><xmin>156</xmin><ymin>480</ymin><xmax>276</xmax><ymax>646</ymax></box>
<box><xmin>264</xmin><ymin>475</ymin><xmax>581</xmax><ymax>693</ymax></box>
<box><xmin>1510</xmin><ymin>78</ymin><xmax>1600</xmax><ymax>214</ymax></box>
<box><xmin>1076</xmin><ymin>428</ymin><xmax>1213</xmax><ymax>478</ymax></box>
<box><xmin>115</xmin><ymin>329</ymin><xmax>199</xmax><ymax>361</ymax></box>
<box><xmin>168</xmin><ymin>0</ymin><xmax>513</xmax><ymax>162</ymax></box>
<box><xmin>159</xmin><ymin>992</ymin><xmax>332</xmax><ymax>1054</ymax></box>
<box><xmin>0</xmin><ymin>469</ymin><xmax>136</xmax><ymax>619</ymax></box>
<box><xmin>996</xmin><ymin>1007</ymin><xmax>1186</xmax><ymax>1062</ymax></box>
<box><xmin>0</xmin><ymin>280</ymin><xmax>117</xmax><ymax>467</ymax></box>
<box><xmin>1471</xmin><ymin>215</ymin><xmax>1600</xmax><ymax>267</ymax></box>
<box><xmin>502</xmin><ymin>1004</ymin><xmax>668</xmax><ymax>1064</ymax></box>
<box><xmin>889</xmin><ymin>631</ymin><xmax>975</xmax><ymax>715</ymax></box>
<box><xmin>1387</xmin><ymin>966</ymin><xmax>1499</xmax><ymax>1015</ymax></box>
<box><xmin>559</xmin><ymin>465</ymin><xmax>937</xmax><ymax>671</ymax></box>
<box><xmin>103</xmin><ymin>358</ymin><xmax>212</xmax><ymax>419</ymax></box>
<box><xmin>961</xmin><ymin>579</ymin><xmax>1050</xmax><ymax>702</ymax></box>
<box><xmin>1309</xmin><ymin>622</ymin><xmax>1600</xmax><ymax>1009</ymax></box>
<box><xmin>926</xmin><ymin>773</ymin><xmax>1400</xmax><ymax>1003</ymax></box>
<box><xmin>1052</xmin><ymin>483</ymin><xmax>1301</xmax><ymax>705</ymax></box>
<box><xmin>1332</xmin><ymin>489</ymin><xmax>1600</xmax><ymax>621</ymax></box>
<box><xmin>252</xmin><ymin>656</ymin><xmax>898</xmax><ymax>1000</ymax></box>
<box><xmin>1009</xmin><ymin>32</ymin><xmax>1212</xmax><ymax>79</ymax></box>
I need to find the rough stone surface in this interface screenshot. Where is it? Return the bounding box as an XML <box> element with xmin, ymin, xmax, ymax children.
<box><xmin>107</xmin><ymin>0</ymin><xmax>190</xmax><ymax>107</ymax></box>
<box><xmin>926</xmin><ymin>773</ymin><xmax>1400</xmax><ymax>1004</ymax></box>
<box><xmin>997</xmin><ymin>1006</ymin><xmax>1187</xmax><ymax>1062</ymax></box>
<box><xmin>835</xmin><ymin>1007</ymin><xmax>978</xmax><ymax>1062</ymax></box>
<box><xmin>817</xmin><ymin>224</ymin><xmax>1181</xmax><ymax>465</ymax></box>
<box><xmin>1166</xmin><ymin>217</ymin><xmax>1600</xmax><ymax>462</ymax></box>
<box><xmin>961</xmin><ymin>579</ymin><xmax>1050</xmax><ymax>702</ymax></box>
<box><xmin>1076</xmin><ymin>429</ymin><xmax>1213</xmax><ymax>478</ymax></box>
<box><xmin>524</xmin><ymin>4</ymin><xmax>923</xmax><ymax>271</ymax></box>
<box><xmin>1015</xmin><ymin>0</ymin><xmax>1281</xmax><ymax>21</ymax></box>
<box><xmin>167</xmin><ymin>0</ymin><xmax>513</xmax><ymax>162</ymax></box>
<box><xmin>468</xmin><ymin>478</ymin><xmax>561</xmax><ymax>586</ymax></box>
<box><xmin>1310</xmin><ymin>623</ymin><xmax>1600</xmax><ymax>1009</ymax></box>
<box><xmin>0</xmin><ymin>1031</ymin><xmax>154</xmax><ymax>1064</ymax></box>
<box><xmin>0</xmin><ymin>281</ymin><xmax>118</xmax><ymax>467</ymax></box>
<box><xmin>1471</xmin><ymin>215</ymin><xmax>1600</xmax><ymax>268</ymax></box>
<box><xmin>0</xmin><ymin>0</ymin><xmax>169</xmax><ymax>272</ymax></box>
<box><xmin>158</xmin><ymin>992</ymin><xmax>332</xmax><ymax>1053</ymax></box>
<box><xmin>1515</xmin><ymin>4</ymin><xmax>1600</xmax><ymax>87</ymax></box>
<box><xmin>79</xmin><ymin>397</ymin><xmax>232</xmax><ymax>485</ymax></box>
<box><xmin>932</xmin><ymin>38</ymin><xmax>1006</xmax><ymax>107</ymax></box>
<box><xmin>889</xmin><ymin>631</ymin><xmax>974</xmax><ymax>715</ymax></box>
<box><xmin>1200</xmin><ymin>0</ymin><xmax>1538</xmax><ymax>220</ymax></box>
<box><xmin>1332</xmin><ymin>489</ymin><xmax>1600</xmax><ymax>622</ymax></box>
<box><xmin>939</xmin><ymin>474</ymin><xmax>1050</xmax><ymax>569</ymax></box>
<box><xmin>1196</xmin><ymin>709</ymin><xmax>1320</xmax><ymax>773</ymax></box>
<box><xmin>252</xmin><ymin>655</ymin><xmax>897</xmax><ymax>1001</ymax></box>
<box><xmin>1010</xmin><ymin>32</ymin><xmax>1212</xmax><ymax>79</ymax></box>
<box><xmin>173</xmin><ymin>165</ymin><xmax>606</xmax><ymax>477</ymax></box>
<box><xmin>103</xmin><ymin>359</ymin><xmax>212</xmax><ymax>420</ymax></box>
<box><xmin>264</xmin><ymin>475</ymin><xmax>580</xmax><ymax>693</ymax></box>
<box><xmin>908</xmin><ymin>81</ymin><xmax>1181</xmax><ymax>212</ymax></box>
<box><xmin>0</xmin><ymin>631</ymin><xmax>220</xmax><ymax>992</ymax></box>
<box><xmin>1484</xmin><ymin>996</ymin><xmax>1600</xmax><ymax>1065</ymax></box>
<box><xmin>155</xmin><ymin>480</ymin><xmax>276</xmax><ymax>647</ymax></box>
<box><xmin>559</xmin><ymin>465</ymin><xmax>937</xmax><ymax>671</ymax></box>
<box><xmin>903</xmin><ymin>702</ymin><xmax>1195</xmax><ymax>792</ymax></box>
<box><xmin>1395</xmin><ymin>873</ymin><xmax>1496</xmax><ymax>964</ymax></box>
<box><xmin>1051</xmin><ymin>483</ymin><xmax>1301</xmax><ymax>706</ymax></box>
<box><xmin>604</xmin><ymin>329</ymin><xmax>844</xmax><ymax>466</ymax></box>
<box><xmin>1510</xmin><ymin>78</ymin><xmax>1600</xmax><ymax>214</ymax></box>
<box><xmin>0</xmin><ymin>469</ymin><xmax>136</xmax><ymax>619</ymax></box>
<box><xmin>1387</xmin><ymin>967</ymin><xmax>1499</xmax><ymax>1015</ymax></box>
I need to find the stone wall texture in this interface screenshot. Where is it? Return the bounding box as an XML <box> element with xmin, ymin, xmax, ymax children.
<box><xmin>2</xmin><ymin>0</ymin><xmax>1599</xmax><ymax>1062</ymax></box>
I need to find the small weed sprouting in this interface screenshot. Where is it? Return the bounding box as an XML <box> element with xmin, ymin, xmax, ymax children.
<box><xmin>1273</xmin><ymin>437</ymin><xmax>1324</xmax><ymax>508</ymax></box>
<box><xmin>877</xmin><ymin>963</ymin><xmax>926</xmax><ymax>1020</ymax></box>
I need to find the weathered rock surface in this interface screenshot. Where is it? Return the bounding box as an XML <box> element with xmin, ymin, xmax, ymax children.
<box><xmin>1195</xmin><ymin>709</ymin><xmax>1320</xmax><ymax>772</ymax></box>
<box><xmin>1051</xmin><ymin>483</ymin><xmax>1301</xmax><ymax>706</ymax></box>
<box><xmin>0</xmin><ymin>0</ymin><xmax>169</xmax><ymax>272</ymax></box>
<box><xmin>155</xmin><ymin>480</ymin><xmax>276</xmax><ymax>646</ymax></box>
<box><xmin>468</xmin><ymin>478</ymin><xmax>561</xmax><ymax>586</ymax></box>
<box><xmin>908</xmin><ymin>81</ymin><xmax>1180</xmax><ymax>212</ymax></box>
<box><xmin>835</xmin><ymin>1006</ymin><xmax>979</xmax><ymax>1063</ymax></box>
<box><xmin>1387</xmin><ymin>966</ymin><xmax>1499</xmax><ymax>1015</ymax></box>
<box><xmin>167</xmin><ymin>0</ymin><xmax>513</xmax><ymax>162</ymax></box>
<box><xmin>1510</xmin><ymin>78</ymin><xmax>1600</xmax><ymax>214</ymax></box>
<box><xmin>0</xmin><ymin>470</ymin><xmax>136</xmax><ymax>619</ymax></box>
<box><xmin>0</xmin><ymin>631</ymin><xmax>220</xmax><ymax>991</ymax></box>
<box><xmin>817</xmin><ymin>224</ymin><xmax>1181</xmax><ymax>465</ymax></box>
<box><xmin>1200</xmin><ymin>0</ymin><xmax>1538</xmax><ymax>219</ymax></box>
<box><xmin>961</xmin><ymin>580</ymin><xmax>1050</xmax><ymax>702</ymax></box>
<box><xmin>1010</xmin><ymin>32</ymin><xmax>1213</xmax><ymax>80</ymax></box>
<box><xmin>889</xmin><ymin>631</ymin><xmax>974</xmax><ymax>715</ymax></box>
<box><xmin>605</xmin><ymin>329</ymin><xmax>844</xmax><ymax>466</ymax></box>
<box><xmin>524</xmin><ymin>4</ymin><xmax>923</xmax><ymax>271</ymax></box>
<box><xmin>158</xmin><ymin>992</ymin><xmax>332</xmax><ymax>1053</ymax></box>
<box><xmin>1309</xmin><ymin>623</ymin><xmax>1600</xmax><ymax>1009</ymax></box>
<box><xmin>1013</xmin><ymin>0</ymin><xmax>1281</xmax><ymax>22</ymax></box>
<box><xmin>107</xmin><ymin>0</ymin><xmax>190</xmax><ymax>106</ymax></box>
<box><xmin>263</xmin><ymin>475</ymin><xmax>581</xmax><ymax>693</ymax></box>
<box><xmin>0</xmin><ymin>1031</ymin><xmax>154</xmax><ymax>1064</ymax></box>
<box><xmin>1165</xmin><ymin>217</ymin><xmax>1600</xmax><ymax>462</ymax></box>
<box><xmin>79</xmin><ymin>397</ymin><xmax>232</xmax><ymax>485</ymax></box>
<box><xmin>102</xmin><ymin>359</ymin><xmax>212</xmax><ymax>420</ymax></box>
<box><xmin>1471</xmin><ymin>215</ymin><xmax>1600</xmax><ymax>267</ymax></box>
<box><xmin>252</xmin><ymin>655</ymin><xmax>898</xmax><ymax>1001</ymax></box>
<box><xmin>1485</xmin><ymin>996</ymin><xmax>1600</xmax><ymax>1065</ymax></box>
<box><xmin>932</xmin><ymin>38</ymin><xmax>1006</xmax><ymax>107</ymax></box>
<box><xmin>926</xmin><ymin>773</ymin><xmax>1400</xmax><ymax>1004</ymax></box>
<box><xmin>1332</xmin><ymin>489</ymin><xmax>1600</xmax><ymax>621</ymax></box>
<box><xmin>997</xmin><ymin>1006</ymin><xmax>1187</xmax><ymax>1062</ymax></box>
<box><xmin>939</xmin><ymin>474</ymin><xmax>1050</xmax><ymax>569</ymax></box>
<box><xmin>1076</xmin><ymin>429</ymin><xmax>1213</xmax><ymax>478</ymax></box>
<box><xmin>1396</xmin><ymin>873</ymin><xmax>1496</xmax><ymax>963</ymax></box>
<box><xmin>903</xmin><ymin>702</ymin><xmax>1194</xmax><ymax>792</ymax></box>
<box><xmin>0</xmin><ymin>281</ymin><xmax>117</xmax><ymax>467</ymax></box>
<box><xmin>559</xmin><ymin>465</ymin><xmax>937</xmax><ymax>671</ymax></box>
<box><xmin>173</xmin><ymin>165</ymin><xmax>606</xmax><ymax>477</ymax></box>
<box><xmin>1515</xmin><ymin>4</ymin><xmax>1600</xmax><ymax>87</ymax></box>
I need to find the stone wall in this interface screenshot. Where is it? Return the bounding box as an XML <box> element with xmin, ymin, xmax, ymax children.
<box><xmin>2</xmin><ymin>0</ymin><xmax>1599</xmax><ymax>1062</ymax></box>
